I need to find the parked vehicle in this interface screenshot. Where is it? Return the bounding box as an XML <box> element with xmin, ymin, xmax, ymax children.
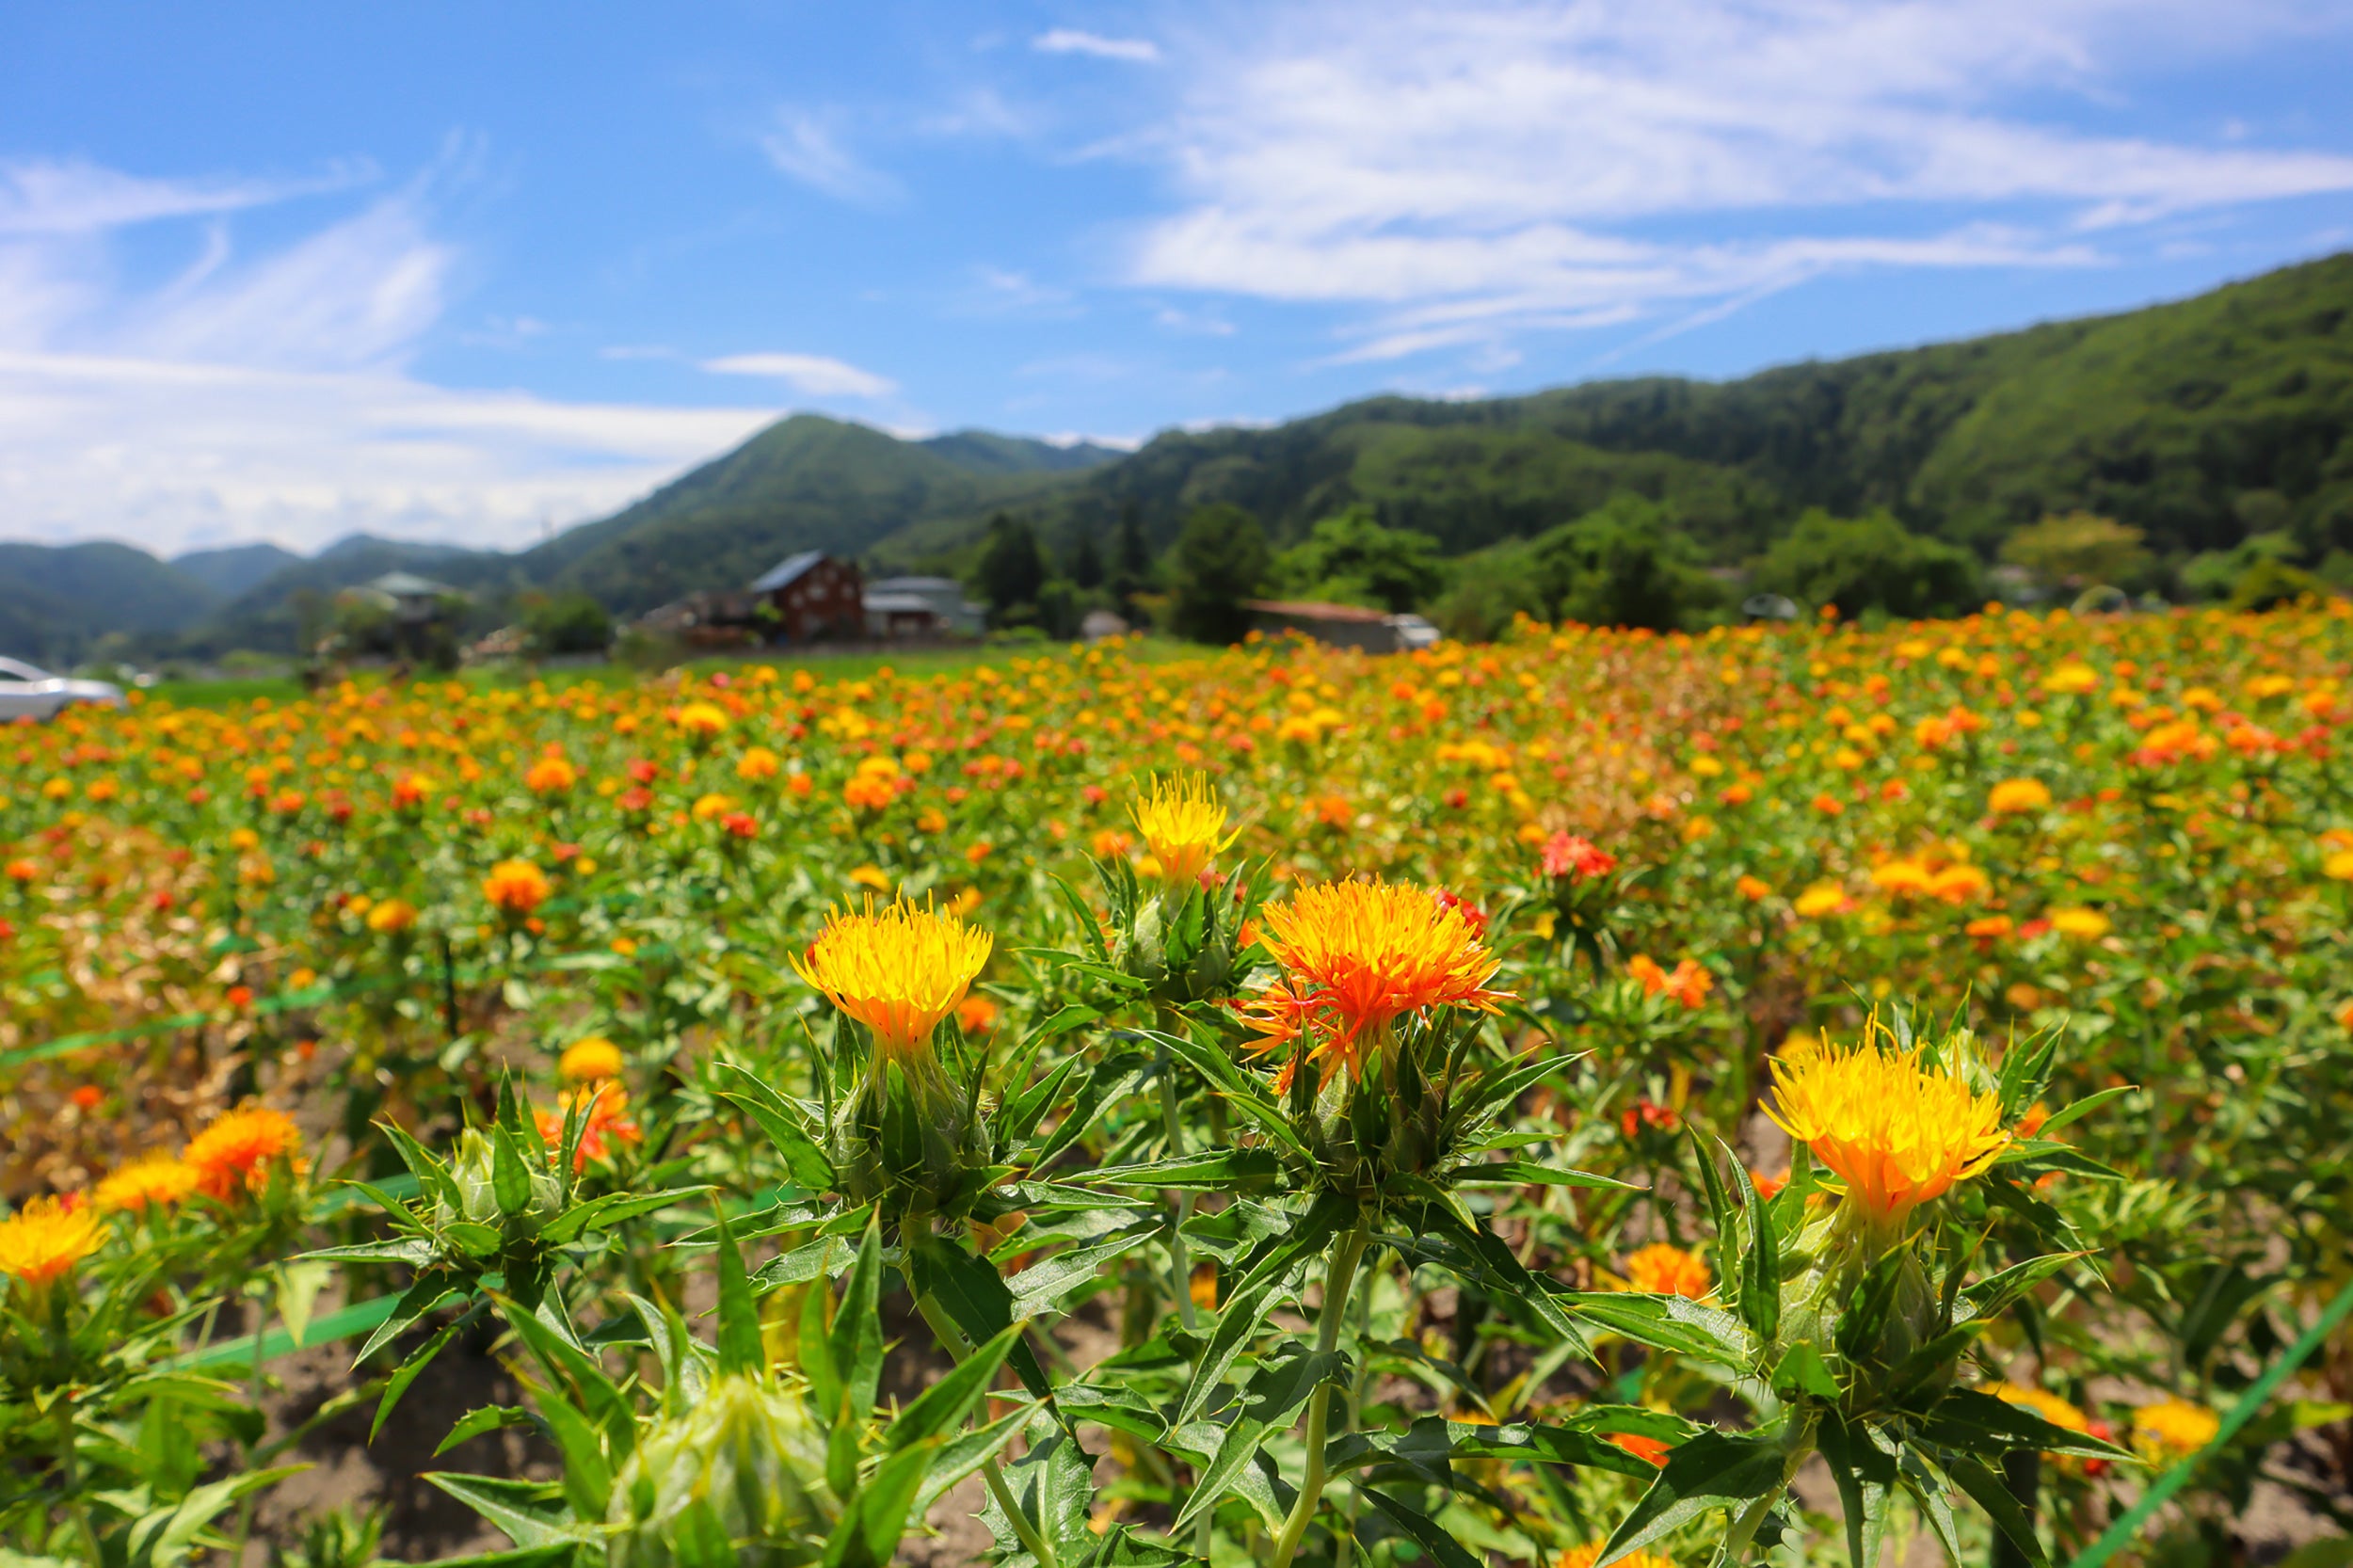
<box><xmin>0</xmin><ymin>657</ymin><xmax>125</xmax><ymax>721</ymax></box>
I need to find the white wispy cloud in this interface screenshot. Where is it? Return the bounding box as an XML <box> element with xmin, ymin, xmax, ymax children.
<box><xmin>1033</xmin><ymin>28</ymin><xmax>1161</xmax><ymax>63</ymax></box>
<box><xmin>0</xmin><ymin>156</ymin><xmax>369</xmax><ymax>236</ymax></box>
<box><xmin>1126</xmin><ymin>0</ymin><xmax>2353</xmax><ymax>359</ymax></box>
<box><xmin>759</xmin><ymin>109</ymin><xmax>904</xmax><ymax>206</ymax></box>
<box><xmin>700</xmin><ymin>352</ymin><xmax>898</xmax><ymax>398</ymax></box>
<box><xmin>0</xmin><ymin>157</ymin><xmax>783</xmax><ymax>555</ymax></box>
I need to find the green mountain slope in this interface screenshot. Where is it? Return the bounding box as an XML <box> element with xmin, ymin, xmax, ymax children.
<box><xmin>885</xmin><ymin>250</ymin><xmax>2353</xmax><ymax>570</ymax></box>
<box><xmin>0</xmin><ymin>542</ymin><xmax>215</xmax><ymax>663</ymax></box>
<box><xmin>170</xmin><ymin>543</ymin><xmax>302</xmax><ymax>600</ymax></box>
<box><xmin>499</xmin><ymin>414</ymin><xmax>1102</xmax><ymax>616</ymax></box>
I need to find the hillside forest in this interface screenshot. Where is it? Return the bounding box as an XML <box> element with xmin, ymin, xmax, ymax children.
<box><xmin>7</xmin><ymin>250</ymin><xmax>2352</xmax><ymax>664</ymax></box>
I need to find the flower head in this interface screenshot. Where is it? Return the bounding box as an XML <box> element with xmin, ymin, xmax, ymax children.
<box><xmin>559</xmin><ymin>1036</ymin><xmax>624</xmax><ymax>1082</ymax></box>
<box><xmin>1541</xmin><ymin>832</ymin><xmax>1617</xmax><ymax>880</ymax></box>
<box><xmin>1620</xmin><ymin>1242</ymin><xmax>1712</xmax><ymax>1300</ymax></box>
<box><xmin>95</xmin><ymin>1152</ymin><xmax>201</xmax><ymax>1213</ymax></box>
<box><xmin>536</xmin><ymin>1083</ymin><xmax>641</xmax><ymax>1170</ymax></box>
<box><xmin>1988</xmin><ymin>778</ymin><xmax>2052</xmax><ymax>815</ymax></box>
<box><xmin>1129</xmin><ymin>773</ymin><xmax>1235</xmax><ymax>889</ymax></box>
<box><xmin>792</xmin><ymin>898</ymin><xmax>993</xmax><ymax>1059</ymax></box>
<box><xmin>1241</xmin><ymin>879</ymin><xmax>1510</xmax><ymax>1082</ymax></box>
<box><xmin>1558</xmin><ymin>1542</ymin><xmax>1673</xmax><ymax>1568</ymax></box>
<box><xmin>366</xmin><ymin>897</ymin><xmax>418</xmax><ymax>935</ymax></box>
<box><xmin>1991</xmin><ymin>1382</ymin><xmax>2091</xmax><ymax>1438</ymax></box>
<box><xmin>2133</xmin><ymin>1399</ymin><xmax>2218</xmax><ymax>1461</ymax></box>
<box><xmin>525</xmin><ymin>754</ymin><xmax>577</xmax><ymax>794</ymax></box>
<box><xmin>483</xmin><ymin>859</ymin><xmax>552</xmax><ymax>917</ymax></box>
<box><xmin>184</xmin><ymin>1106</ymin><xmax>302</xmax><ymax>1201</ymax></box>
<box><xmin>1763</xmin><ymin>1029</ymin><xmax>2007</xmax><ymax>1227</ymax></box>
<box><xmin>2049</xmin><ymin>906</ymin><xmax>2111</xmax><ymax>939</ymax></box>
<box><xmin>0</xmin><ymin>1196</ymin><xmax>102</xmax><ymax>1288</ymax></box>
<box><xmin>1629</xmin><ymin>954</ymin><xmax>1712</xmax><ymax>1008</ymax></box>
<box><xmin>674</xmin><ymin>701</ymin><xmax>729</xmax><ymax>739</ymax></box>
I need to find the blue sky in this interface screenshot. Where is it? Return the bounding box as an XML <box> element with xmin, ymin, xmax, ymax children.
<box><xmin>5</xmin><ymin>0</ymin><xmax>2351</xmax><ymax>556</ymax></box>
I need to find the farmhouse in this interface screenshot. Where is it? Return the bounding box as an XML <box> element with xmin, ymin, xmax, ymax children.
<box><xmin>750</xmin><ymin>552</ymin><xmax>865</xmax><ymax>642</ymax></box>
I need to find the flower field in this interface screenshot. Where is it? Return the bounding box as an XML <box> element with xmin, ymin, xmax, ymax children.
<box><xmin>5</xmin><ymin>605</ymin><xmax>2353</xmax><ymax>1567</ymax></box>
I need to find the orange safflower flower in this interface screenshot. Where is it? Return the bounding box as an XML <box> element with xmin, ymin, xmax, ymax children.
<box><xmin>184</xmin><ymin>1107</ymin><xmax>302</xmax><ymax>1201</ymax></box>
<box><xmin>1240</xmin><ymin>880</ymin><xmax>1510</xmax><ymax>1084</ymax></box>
<box><xmin>1629</xmin><ymin>955</ymin><xmax>1712</xmax><ymax>1008</ymax></box>
<box><xmin>1619</xmin><ymin>1242</ymin><xmax>1711</xmax><ymax>1300</ymax></box>
<box><xmin>483</xmin><ymin>859</ymin><xmax>552</xmax><ymax>917</ymax></box>
<box><xmin>0</xmin><ymin>1196</ymin><xmax>102</xmax><ymax>1288</ymax></box>
<box><xmin>1764</xmin><ymin>1031</ymin><xmax>2006</xmax><ymax>1228</ymax></box>
<box><xmin>793</xmin><ymin>898</ymin><xmax>993</xmax><ymax>1061</ymax></box>
<box><xmin>95</xmin><ymin>1151</ymin><xmax>201</xmax><ymax>1213</ymax></box>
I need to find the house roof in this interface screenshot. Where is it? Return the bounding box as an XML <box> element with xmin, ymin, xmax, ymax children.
<box><xmin>868</xmin><ymin>575</ymin><xmax>962</xmax><ymax>593</ymax></box>
<box><xmin>368</xmin><ymin>570</ymin><xmax>455</xmax><ymax>597</ymax></box>
<box><xmin>750</xmin><ymin>551</ymin><xmax>828</xmax><ymax>592</ymax></box>
<box><xmin>1243</xmin><ymin>599</ymin><xmax>1392</xmax><ymax>625</ymax></box>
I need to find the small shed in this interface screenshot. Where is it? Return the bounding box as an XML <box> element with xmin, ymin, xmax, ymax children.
<box><xmin>1244</xmin><ymin>599</ymin><xmax>1408</xmax><ymax>653</ymax></box>
<box><xmin>863</xmin><ymin>591</ymin><xmax>946</xmax><ymax>639</ymax></box>
<box><xmin>865</xmin><ymin>576</ymin><xmax>985</xmax><ymax>635</ymax></box>
<box><xmin>360</xmin><ymin>571</ymin><xmax>462</xmax><ymax>626</ymax></box>
<box><xmin>751</xmin><ymin>552</ymin><xmax>864</xmax><ymax>642</ymax></box>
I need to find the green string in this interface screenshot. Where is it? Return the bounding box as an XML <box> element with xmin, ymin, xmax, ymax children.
<box><xmin>2065</xmin><ymin>1274</ymin><xmax>2353</xmax><ymax>1568</ymax></box>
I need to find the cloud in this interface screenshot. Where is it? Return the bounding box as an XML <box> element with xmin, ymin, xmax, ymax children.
<box><xmin>0</xmin><ymin>349</ymin><xmax>778</xmax><ymax>555</ymax></box>
<box><xmin>1126</xmin><ymin>0</ymin><xmax>2353</xmax><ymax>358</ymax></box>
<box><xmin>759</xmin><ymin>110</ymin><xmax>904</xmax><ymax>206</ymax></box>
<box><xmin>0</xmin><ymin>156</ymin><xmax>368</xmax><ymax>236</ymax></box>
<box><xmin>700</xmin><ymin>352</ymin><xmax>899</xmax><ymax>397</ymax></box>
<box><xmin>1033</xmin><ymin>28</ymin><xmax>1161</xmax><ymax>63</ymax></box>
<box><xmin>0</xmin><ymin>156</ymin><xmax>785</xmax><ymax>555</ymax></box>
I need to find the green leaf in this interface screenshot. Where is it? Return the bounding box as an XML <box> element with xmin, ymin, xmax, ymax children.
<box><xmin>2033</xmin><ymin>1082</ymin><xmax>2137</xmax><ymax>1134</ymax></box>
<box><xmin>492</xmin><ymin>1127</ymin><xmax>534</xmax><ymax>1219</ymax></box>
<box><xmin>518</xmin><ymin>1369</ymin><xmax>612</xmax><ymax>1524</ymax></box>
<box><xmin>891</xmin><ymin>1324</ymin><xmax>1021</xmax><ymax>1452</ymax></box>
<box><xmin>824</xmin><ymin>1440</ymin><xmax>938</xmax><ymax>1568</ymax></box>
<box><xmin>1600</xmin><ymin>1430</ymin><xmax>1787</xmax><ymax>1562</ymax></box>
<box><xmin>539</xmin><ymin>1184</ymin><xmax>709</xmax><ymax>1246</ymax></box>
<box><xmin>1918</xmin><ymin>1389</ymin><xmax>2127</xmax><ymax>1460</ymax></box>
<box><xmin>712</xmin><ymin>1204</ymin><xmax>763</xmax><ymax>1378</ymax></box>
<box><xmin>1449</xmin><ymin>1159</ymin><xmax>1641</xmax><ymax>1191</ymax></box>
<box><xmin>126</xmin><ymin>1465</ymin><xmax>306</xmax><ymax>1568</ymax></box>
<box><xmin>908</xmin><ymin>1236</ymin><xmax>1056</xmax><ymax>1405</ymax></box>
<box><xmin>374</xmin><ymin>1312</ymin><xmax>468</xmax><ymax>1443</ymax></box>
<box><xmin>1174</xmin><ymin>1192</ymin><xmax>1353</xmax><ymax>1426</ymax></box>
<box><xmin>354</xmin><ymin>1270</ymin><xmax>465</xmax><ymax>1366</ymax></box>
<box><xmin>1089</xmin><ymin>1149</ymin><xmax>1287</xmax><ymax>1189</ymax></box>
<box><xmin>998</xmin><ymin>1052</ymin><xmax>1084</xmax><ymax>1152</ymax></box>
<box><xmin>1730</xmin><ymin>1143</ymin><xmax>1781</xmax><ymax>1346</ymax></box>
<box><xmin>1007</xmin><ymin>1227</ymin><xmax>1157</xmax><ymax>1319</ymax></box>
<box><xmin>1359</xmin><ymin>1488</ymin><xmax>1485</xmax><ymax>1568</ymax></box>
<box><xmin>1564</xmin><ymin>1292</ymin><xmax>1751</xmax><ymax>1364</ymax></box>
<box><xmin>1817</xmin><ymin>1410</ymin><xmax>1897</xmax><ymax>1568</ymax></box>
<box><xmin>423</xmin><ymin>1474</ymin><xmax>588</xmax><ymax>1549</ymax></box>
<box><xmin>827</xmin><ymin>1217</ymin><xmax>886</xmax><ymax>1496</ymax></box>
<box><xmin>1772</xmin><ymin>1342</ymin><xmax>1840</xmax><ymax>1400</ymax></box>
<box><xmin>1948</xmin><ymin>1453</ymin><xmax>2049</xmax><ymax>1568</ymax></box>
<box><xmin>437</xmin><ymin>1405</ymin><xmax>540</xmax><ymax>1456</ymax></box>
<box><xmin>1026</xmin><ymin>1050</ymin><xmax>1156</xmax><ymax>1167</ymax></box>
<box><xmin>713</xmin><ymin>1061</ymin><xmax>837</xmax><ymax>1190</ymax></box>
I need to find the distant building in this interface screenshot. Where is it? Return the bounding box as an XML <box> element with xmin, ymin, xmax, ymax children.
<box><xmin>357</xmin><ymin>571</ymin><xmax>463</xmax><ymax>625</ymax></box>
<box><xmin>751</xmin><ymin>552</ymin><xmax>865</xmax><ymax>641</ymax></box>
<box><xmin>1080</xmin><ymin>609</ymin><xmax>1130</xmax><ymax>643</ymax></box>
<box><xmin>1243</xmin><ymin>599</ymin><xmax>1434</xmax><ymax>654</ymax></box>
<box><xmin>636</xmin><ymin>590</ymin><xmax>760</xmax><ymax>648</ymax></box>
<box><xmin>864</xmin><ymin>576</ymin><xmax>986</xmax><ymax>638</ymax></box>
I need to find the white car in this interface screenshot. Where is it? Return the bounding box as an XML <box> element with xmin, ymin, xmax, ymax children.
<box><xmin>1386</xmin><ymin>613</ymin><xmax>1443</xmax><ymax>650</ymax></box>
<box><xmin>0</xmin><ymin>658</ymin><xmax>125</xmax><ymax>722</ymax></box>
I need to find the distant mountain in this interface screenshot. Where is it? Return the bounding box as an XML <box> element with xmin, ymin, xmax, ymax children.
<box><xmin>9</xmin><ymin>256</ymin><xmax>2350</xmax><ymax>660</ymax></box>
<box><xmin>918</xmin><ymin>430</ymin><xmax>1127</xmax><ymax>475</ymax></box>
<box><xmin>0</xmin><ymin>541</ymin><xmax>216</xmax><ymax>664</ymax></box>
<box><xmin>879</xmin><ymin>250</ymin><xmax>2353</xmax><ymax>570</ymax></box>
<box><xmin>485</xmin><ymin>414</ymin><xmax>1099</xmax><ymax>618</ymax></box>
<box><xmin>169</xmin><ymin>543</ymin><xmax>302</xmax><ymax>600</ymax></box>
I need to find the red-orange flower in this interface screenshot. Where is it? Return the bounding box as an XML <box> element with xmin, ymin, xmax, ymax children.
<box><xmin>184</xmin><ymin>1106</ymin><xmax>302</xmax><ymax>1201</ymax></box>
<box><xmin>1240</xmin><ymin>879</ymin><xmax>1510</xmax><ymax>1083</ymax></box>
<box><xmin>1541</xmin><ymin>832</ymin><xmax>1616</xmax><ymax>880</ymax></box>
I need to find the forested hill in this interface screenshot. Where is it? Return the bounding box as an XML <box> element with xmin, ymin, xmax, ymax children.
<box><xmin>6</xmin><ymin>251</ymin><xmax>2348</xmax><ymax>662</ymax></box>
<box><xmin>881</xmin><ymin>249</ymin><xmax>2352</xmax><ymax>569</ymax></box>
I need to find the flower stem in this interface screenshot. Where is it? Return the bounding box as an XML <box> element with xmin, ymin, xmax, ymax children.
<box><xmin>914</xmin><ymin>1290</ymin><xmax>1058</xmax><ymax>1568</ymax></box>
<box><xmin>1269</xmin><ymin>1214</ymin><xmax>1373</xmax><ymax>1568</ymax></box>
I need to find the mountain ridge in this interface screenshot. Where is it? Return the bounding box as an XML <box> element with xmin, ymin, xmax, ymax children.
<box><xmin>5</xmin><ymin>250</ymin><xmax>2348</xmax><ymax>662</ymax></box>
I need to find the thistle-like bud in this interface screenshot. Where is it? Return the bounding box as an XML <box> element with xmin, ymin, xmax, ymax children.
<box><xmin>605</xmin><ymin>1372</ymin><xmax>838</xmax><ymax>1568</ymax></box>
<box><xmin>440</xmin><ymin>1128</ymin><xmax>560</xmax><ymax>1227</ymax></box>
<box><xmin>792</xmin><ymin>899</ymin><xmax>994</xmax><ymax>1220</ymax></box>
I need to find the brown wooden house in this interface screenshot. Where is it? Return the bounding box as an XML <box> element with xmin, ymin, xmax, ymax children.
<box><xmin>751</xmin><ymin>552</ymin><xmax>864</xmax><ymax>642</ymax></box>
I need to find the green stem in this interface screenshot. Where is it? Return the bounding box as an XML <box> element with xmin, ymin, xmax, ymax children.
<box><xmin>1268</xmin><ymin>1215</ymin><xmax>1374</xmax><ymax>1568</ymax></box>
<box><xmin>1160</xmin><ymin>1046</ymin><xmax>1201</xmax><ymax>1332</ymax></box>
<box><xmin>57</xmin><ymin>1398</ymin><xmax>103</xmax><ymax>1566</ymax></box>
<box><xmin>914</xmin><ymin>1291</ymin><xmax>1058</xmax><ymax>1568</ymax></box>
